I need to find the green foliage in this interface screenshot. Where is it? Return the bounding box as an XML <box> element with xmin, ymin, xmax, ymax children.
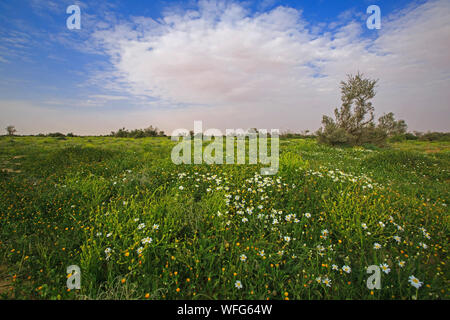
<box><xmin>46</xmin><ymin>132</ymin><xmax>66</xmax><ymax>138</ymax></box>
<box><xmin>110</xmin><ymin>126</ymin><xmax>166</xmax><ymax>138</ymax></box>
<box><xmin>419</xmin><ymin>132</ymin><xmax>450</xmax><ymax>142</ymax></box>
<box><xmin>0</xmin><ymin>136</ymin><xmax>448</xmax><ymax>300</ymax></box>
<box><xmin>378</xmin><ymin>112</ymin><xmax>407</xmax><ymax>137</ymax></box>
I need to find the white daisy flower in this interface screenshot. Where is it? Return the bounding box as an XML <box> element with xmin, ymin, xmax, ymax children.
<box><xmin>408</xmin><ymin>275</ymin><xmax>423</xmax><ymax>289</ymax></box>
<box><xmin>322</xmin><ymin>277</ymin><xmax>332</xmax><ymax>287</ymax></box>
<box><xmin>380</xmin><ymin>263</ymin><xmax>391</xmax><ymax>274</ymax></box>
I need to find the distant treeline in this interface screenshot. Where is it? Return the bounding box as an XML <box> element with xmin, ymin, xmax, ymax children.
<box><xmin>3</xmin><ymin>125</ymin><xmax>449</xmax><ymax>142</ymax></box>
<box><xmin>389</xmin><ymin>131</ymin><xmax>450</xmax><ymax>142</ymax></box>
<box><xmin>279</xmin><ymin>130</ymin><xmax>316</xmax><ymax>139</ymax></box>
<box><xmin>109</xmin><ymin>126</ymin><xmax>166</xmax><ymax>138</ymax></box>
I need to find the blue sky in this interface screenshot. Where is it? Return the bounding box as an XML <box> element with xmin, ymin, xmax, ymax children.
<box><xmin>0</xmin><ymin>0</ymin><xmax>448</xmax><ymax>135</ymax></box>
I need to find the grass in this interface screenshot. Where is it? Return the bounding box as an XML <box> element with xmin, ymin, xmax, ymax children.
<box><xmin>0</xmin><ymin>136</ymin><xmax>448</xmax><ymax>300</ymax></box>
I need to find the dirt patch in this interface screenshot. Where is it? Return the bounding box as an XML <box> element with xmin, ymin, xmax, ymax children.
<box><xmin>12</xmin><ymin>155</ymin><xmax>25</xmax><ymax>159</ymax></box>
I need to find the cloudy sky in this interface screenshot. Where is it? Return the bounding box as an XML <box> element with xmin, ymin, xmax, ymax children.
<box><xmin>0</xmin><ymin>0</ymin><xmax>449</xmax><ymax>135</ymax></box>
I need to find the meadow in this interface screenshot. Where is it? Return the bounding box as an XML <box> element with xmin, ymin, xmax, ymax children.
<box><xmin>0</xmin><ymin>136</ymin><xmax>448</xmax><ymax>300</ymax></box>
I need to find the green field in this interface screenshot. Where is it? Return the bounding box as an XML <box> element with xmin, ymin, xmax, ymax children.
<box><xmin>0</xmin><ymin>136</ymin><xmax>448</xmax><ymax>300</ymax></box>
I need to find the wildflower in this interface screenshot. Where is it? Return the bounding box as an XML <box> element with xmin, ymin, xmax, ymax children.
<box><xmin>380</xmin><ymin>263</ymin><xmax>391</xmax><ymax>274</ymax></box>
<box><xmin>138</xmin><ymin>223</ymin><xmax>145</xmax><ymax>230</ymax></box>
<box><xmin>105</xmin><ymin>247</ymin><xmax>112</xmax><ymax>260</ymax></box>
<box><xmin>179</xmin><ymin>186</ymin><xmax>184</xmax><ymax>190</ymax></box>
<box><xmin>419</xmin><ymin>242</ymin><xmax>428</xmax><ymax>249</ymax></box>
<box><xmin>332</xmin><ymin>264</ymin><xmax>339</xmax><ymax>271</ymax></box>
<box><xmin>259</xmin><ymin>250</ymin><xmax>265</xmax><ymax>257</ymax></box>
<box><xmin>322</xmin><ymin>277</ymin><xmax>331</xmax><ymax>287</ymax></box>
<box><xmin>304</xmin><ymin>213</ymin><xmax>311</xmax><ymax>219</ymax></box>
<box><xmin>373</xmin><ymin>243</ymin><xmax>382</xmax><ymax>250</ymax></box>
<box><xmin>398</xmin><ymin>261</ymin><xmax>406</xmax><ymax>268</ymax></box>
<box><xmin>379</xmin><ymin>221</ymin><xmax>385</xmax><ymax>228</ymax></box>
<box><xmin>242</xmin><ymin>217</ymin><xmax>248</xmax><ymax>223</ymax></box>
<box><xmin>235</xmin><ymin>280</ymin><xmax>243</xmax><ymax>289</ymax></box>
<box><xmin>361</xmin><ymin>223</ymin><xmax>368</xmax><ymax>230</ymax></box>
<box><xmin>393</xmin><ymin>236</ymin><xmax>401</xmax><ymax>243</ymax></box>
<box><xmin>408</xmin><ymin>276</ymin><xmax>423</xmax><ymax>289</ymax></box>
<box><xmin>152</xmin><ymin>224</ymin><xmax>159</xmax><ymax>230</ymax></box>
<box><xmin>137</xmin><ymin>247</ymin><xmax>144</xmax><ymax>254</ymax></box>
<box><xmin>106</xmin><ymin>232</ymin><xmax>112</xmax><ymax>238</ymax></box>
<box><xmin>284</xmin><ymin>236</ymin><xmax>291</xmax><ymax>243</ymax></box>
<box><xmin>342</xmin><ymin>265</ymin><xmax>351</xmax><ymax>274</ymax></box>
<box><xmin>141</xmin><ymin>237</ymin><xmax>152</xmax><ymax>244</ymax></box>
<box><xmin>321</xmin><ymin>229</ymin><xmax>329</xmax><ymax>239</ymax></box>
<box><xmin>240</xmin><ymin>254</ymin><xmax>247</xmax><ymax>262</ymax></box>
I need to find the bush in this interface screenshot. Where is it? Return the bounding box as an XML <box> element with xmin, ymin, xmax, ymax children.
<box><xmin>419</xmin><ymin>132</ymin><xmax>450</xmax><ymax>142</ymax></box>
<box><xmin>389</xmin><ymin>134</ymin><xmax>406</xmax><ymax>142</ymax></box>
<box><xmin>47</xmin><ymin>132</ymin><xmax>65</xmax><ymax>138</ymax></box>
<box><xmin>404</xmin><ymin>133</ymin><xmax>418</xmax><ymax>140</ymax></box>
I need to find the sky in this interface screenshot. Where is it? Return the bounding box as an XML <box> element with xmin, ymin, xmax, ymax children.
<box><xmin>0</xmin><ymin>0</ymin><xmax>449</xmax><ymax>135</ymax></box>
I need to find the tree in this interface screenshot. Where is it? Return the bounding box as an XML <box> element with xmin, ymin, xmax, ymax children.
<box><xmin>377</xmin><ymin>112</ymin><xmax>407</xmax><ymax>137</ymax></box>
<box><xmin>317</xmin><ymin>73</ymin><xmax>406</xmax><ymax>146</ymax></box>
<box><xmin>334</xmin><ymin>72</ymin><xmax>378</xmax><ymax>144</ymax></box>
<box><xmin>6</xmin><ymin>125</ymin><xmax>16</xmax><ymax>136</ymax></box>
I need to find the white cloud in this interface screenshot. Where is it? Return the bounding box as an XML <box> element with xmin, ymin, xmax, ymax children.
<box><xmin>2</xmin><ymin>0</ymin><xmax>448</xmax><ymax>135</ymax></box>
<box><xmin>87</xmin><ymin>0</ymin><xmax>449</xmax><ymax>133</ymax></box>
